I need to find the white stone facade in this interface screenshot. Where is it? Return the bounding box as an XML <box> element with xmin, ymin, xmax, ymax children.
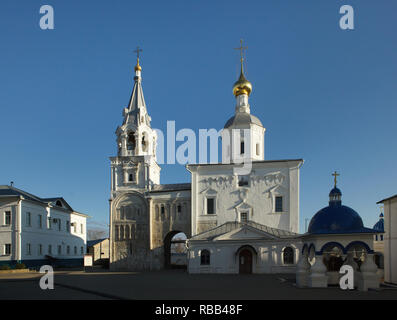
<box><xmin>378</xmin><ymin>195</ymin><xmax>397</xmax><ymax>284</ymax></box>
<box><xmin>0</xmin><ymin>186</ymin><xmax>88</xmax><ymax>267</ymax></box>
<box><xmin>187</xmin><ymin>160</ymin><xmax>302</xmax><ymax>236</ymax></box>
<box><xmin>187</xmin><ymin>222</ymin><xmax>301</xmax><ymax>274</ymax></box>
<box><xmin>109</xmin><ymin>61</ymin><xmax>192</xmax><ymax>271</ymax></box>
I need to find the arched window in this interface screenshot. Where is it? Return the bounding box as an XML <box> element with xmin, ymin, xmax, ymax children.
<box><xmin>142</xmin><ymin>135</ymin><xmax>148</xmax><ymax>152</ymax></box>
<box><xmin>129</xmin><ymin>173</ymin><xmax>133</xmax><ymax>182</ymax></box>
<box><xmin>56</xmin><ymin>200</ymin><xmax>62</xmax><ymax>207</ymax></box>
<box><xmin>161</xmin><ymin>205</ymin><xmax>165</xmax><ymax>220</ymax></box>
<box><xmin>256</xmin><ymin>143</ymin><xmax>260</xmax><ymax>156</ymax></box>
<box><xmin>201</xmin><ymin>249</ymin><xmax>210</xmax><ymax>265</ymax></box>
<box><xmin>177</xmin><ymin>204</ymin><xmax>182</xmax><ymax>220</ymax></box>
<box><xmin>127</xmin><ymin>132</ymin><xmax>136</xmax><ymax>151</ymax></box>
<box><xmin>125</xmin><ymin>225</ymin><xmax>130</xmax><ymax>239</ymax></box>
<box><xmin>283</xmin><ymin>247</ymin><xmax>294</xmax><ymax>265</ymax></box>
<box><xmin>120</xmin><ymin>225</ymin><xmax>124</xmax><ymax>240</ymax></box>
<box><xmin>115</xmin><ymin>225</ymin><xmax>119</xmax><ymax>241</ymax></box>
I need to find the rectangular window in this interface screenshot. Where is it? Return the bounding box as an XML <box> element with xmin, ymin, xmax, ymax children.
<box><xmin>207</xmin><ymin>198</ymin><xmax>215</xmax><ymax>215</ymax></box>
<box><xmin>38</xmin><ymin>244</ymin><xmax>42</xmax><ymax>256</ymax></box>
<box><xmin>38</xmin><ymin>215</ymin><xmax>42</xmax><ymax>228</ymax></box>
<box><xmin>26</xmin><ymin>212</ymin><xmax>31</xmax><ymax>227</ymax></box>
<box><xmin>58</xmin><ymin>220</ymin><xmax>62</xmax><ymax>231</ymax></box>
<box><xmin>81</xmin><ymin>247</ymin><xmax>84</xmax><ymax>255</ymax></box>
<box><xmin>5</xmin><ymin>244</ymin><xmax>11</xmax><ymax>255</ymax></box>
<box><xmin>48</xmin><ymin>217</ymin><xmax>52</xmax><ymax>229</ymax></box>
<box><xmin>177</xmin><ymin>205</ymin><xmax>182</xmax><ymax>213</ymax></box>
<box><xmin>73</xmin><ymin>224</ymin><xmax>77</xmax><ymax>233</ymax></box>
<box><xmin>240</xmin><ymin>212</ymin><xmax>248</xmax><ymax>223</ymax></box>
<box><xmin>66</xmin><ymin>221</ymin><xmax>70</xmax><ymax>232</ymax></box>
<box><xmin>74</xmin><ymin>246</ymin><xmax>77</xmax><ymax>255</ymax></box>
<box><xmin>48</xmin><ymin>245</ymin><xmax>52</xmax><ymax>255</ymax></box>
<box><xmin>5</xmin><ymin>211</ymin><xmax>11</xmax><ymax>226</ymax></box>
<box><xmin>240</xmin><ymin>141</ymin><xmax>245</xmax><ymax>154</ymax></box>
<box><xmin>57</xmin><ymin>245</ymin><xmax>62</xmax><ymax>255</ymax></box>
<box><xmin>275</xmin><ymin>196</ymin><xmax>283</xmax><ymax>212</ymax></box>
<box><xmin>238</xmin><ymin>175</ymin><xmax>249</xmax><ymax>187</ymax></box>
<box><xmin>67</xmin><ymin>246</ymin><xmax>70</xmax><ymax>255</ymax></box>
<box><xmin>26</xmin><ymin>243</ymin><xmax>31</xmax><ymax>255</ymax></box>
<box><xmin>81</xmin><ymin>223</ymin><xmax>83</xmax><ymax>234</ymax></box>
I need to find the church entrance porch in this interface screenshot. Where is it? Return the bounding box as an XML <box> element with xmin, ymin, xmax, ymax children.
<box><xmin>239</xmin><ymin>249</ymin><xmax>253</xmax><ymax>274</ymax></box>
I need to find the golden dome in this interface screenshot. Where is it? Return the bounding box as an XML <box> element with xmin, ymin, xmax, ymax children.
<box><xmin>233</xmin><ymin>71</ymin><xmax>252</xmax><ymax>97</ymax></box>
<box><xmin>134</xmin><ymin>58</ymin><xmax>142</xmax><ymax>71</ymax></box>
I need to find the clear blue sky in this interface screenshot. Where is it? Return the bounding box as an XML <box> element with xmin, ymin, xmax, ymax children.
<box><xmin>0</xmin><ymin>0</ymin><xmax>396</xmax><ymax>233</ymax></box>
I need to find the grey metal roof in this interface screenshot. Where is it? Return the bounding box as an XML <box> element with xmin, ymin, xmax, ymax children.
<box><xmin>377</xmin><ymin>194</ymin><xmax>397</xmax><ymax>204</ymax></box>
<box><xmin>224</xmin><ymin>112</ymin><xmax>263</xmax><ymax>129</ymax></box>
<box><xmin>150</xmin><ymin>183</ymin><xmax>191</xmax><ymax>193</ymax></box>
<box><xmin>87</xmin><ymin>238</ymin><xmax>108</xmax><ymax>247</ymax></box>
<box><xmin>187</xmin><ymin>159</ymin><xmax>304</xmax><ymax>168</ymax></box>
<box><xmin>189</xmin><ymin>221</ymin><xmax>299</xmax><ymax>241</ymax></box>
<box><xmin>0</xmin><ymin>185</ymin><xmax>74</xmax><ymax>211</ymax></box>
<box><xmin>0</xmin><ymin>185</ymin><xmax>47</xmax><ymax>204</ymax></box>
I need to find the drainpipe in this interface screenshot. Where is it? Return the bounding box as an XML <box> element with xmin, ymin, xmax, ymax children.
<box><xmin>16</xmin><ymin>197</ymin><xmax>23</xmax><ymax>263</ymax></box>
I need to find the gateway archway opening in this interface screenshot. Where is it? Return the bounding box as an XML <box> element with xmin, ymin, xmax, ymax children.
<box><xmin>164</xmin><ymin>231</ymin><xmax>187</xmax><ymax>269</ymax></box>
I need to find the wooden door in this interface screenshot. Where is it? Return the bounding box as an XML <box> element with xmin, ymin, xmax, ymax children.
<box><xmin>239</xmin><ymin>249</ymin><xmax>252</xmax><ymax>274</ymax></box>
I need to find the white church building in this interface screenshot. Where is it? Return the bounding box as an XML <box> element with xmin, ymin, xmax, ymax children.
<box><xmin>109</xmin><ymin>46</ymin><xmax>382</xmax><ymax>289</ymax></box>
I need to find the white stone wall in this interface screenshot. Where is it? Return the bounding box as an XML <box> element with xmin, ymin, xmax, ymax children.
<box><xmin>0</xmin><ymin>197</ymin><xmax>87</xmax><ymax>263</ymax></box>
<box><xmin>109</xmin><ymin>189</ymin><xmax>191</xmax><ymax>271</ymax></box>
<box><xmin>88</xmin><ymin>239</ymin><xmax>109</xmax><ymax>262</ymax></box>
<box><xmin>189</xmin><ymin>160</ymin><xmax>302</xmax><ymax>236</ymax></box>
<box><xmin>384</xmin><ymin>197</ymin><xmax>397</xmax><ymax>284</ymax></box>
<box><xmin>188</xmin><ymin>240</ymin><xmax>301</xmax><ymax>274</ymax></box>
<box><xmin>221</xmin><ymin>124</ymin><xmax>266</xmax><ymax>164</ymax></box>
<box><xmin>0</xmin><ymin>198</ymin><xmax>19</xmax><ymax>261</ymax></box>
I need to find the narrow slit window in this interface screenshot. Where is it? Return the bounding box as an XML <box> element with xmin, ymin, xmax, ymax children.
<box><xmin>207</xmin><ymin>198</ymin><xmax>215</xmax><ymax>215</ymax></box>
<box><xmin>275</xmin><ymin>196</ymin><xmax>283</xmax><ymax>212</ymax></box>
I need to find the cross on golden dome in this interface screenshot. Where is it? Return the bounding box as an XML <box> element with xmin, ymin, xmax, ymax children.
<box><xmin>332</xmin><ymin>171</ymin><xmax>340</xmax><ymax>188</ymax></box>
<box><xmin>234</xmin><ymin>39</ymin><xmax>247</xmax><ymax>65</ymax></box>
<box><xmin>232</xmin><ymin>39</ymin><xmax>252</xmax><ymax>97</ymax></box>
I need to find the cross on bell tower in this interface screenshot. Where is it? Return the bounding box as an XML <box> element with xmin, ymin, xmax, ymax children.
<box><xmin>133</xmin><ymin>46</ymin><xmax>143</xmax><ymax>72</ymax></box>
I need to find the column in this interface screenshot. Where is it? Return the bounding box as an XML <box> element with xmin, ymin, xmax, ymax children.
<box><xmin>343</xmin><ymin>252</ymin><xmax>359</xmax><ymax>287</ymax></box>
<box><xmin>308</xmin><ymin>253</ymin><xmax>328</xmax><ymax>288</ymax></box>
<box><xmin>357</xmin><ymin>253</ymin><xmax>379</xmax><ymax>291</ymax></box>
<box><xmin>296</xmin><ymin>250</ymin><xmax>311</xmax><ymax>288</ymax></box>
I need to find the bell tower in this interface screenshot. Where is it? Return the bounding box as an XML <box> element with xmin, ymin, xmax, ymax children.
<box><xmin>110</xmin><ymin>49</ymin><xmax>160</xmax><ymax>199</ymax></box>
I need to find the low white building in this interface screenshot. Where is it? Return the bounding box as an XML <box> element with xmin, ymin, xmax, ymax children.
<box><xmin>377</xmin><ymin>194</ymin><xmax>397</xmax><ymax>285</ymax></box>
<box><xmin>187</xmin><ymin>221</ymin><xmax>301</xmax><ymax>274</ymax></box>
<box><xmin>0</xmin><ymin>185</ymin><xmax>88</xmax><ymax>268</ymax></box>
